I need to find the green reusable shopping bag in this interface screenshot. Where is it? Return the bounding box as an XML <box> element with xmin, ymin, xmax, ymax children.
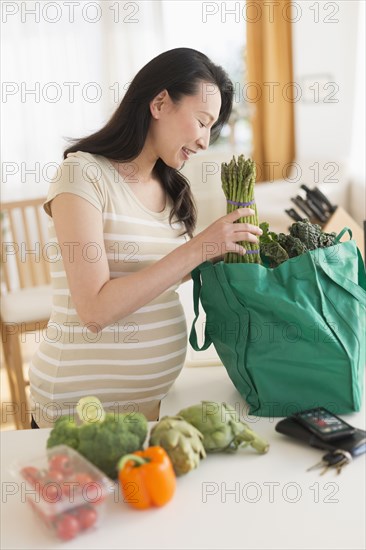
<box><xmin>189</xmin><ymin>228</ymin><xmax>366</xmax><ymax>416</ymax></box>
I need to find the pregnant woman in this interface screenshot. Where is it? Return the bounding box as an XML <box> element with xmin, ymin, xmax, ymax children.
<box><xmin>29</xmin><ymin>47</ymin><xmax>262</xmax><ymax>428</ymax></box>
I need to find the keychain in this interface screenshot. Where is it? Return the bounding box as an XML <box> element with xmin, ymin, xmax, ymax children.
<box><xmin>307</xmin><ymin>449</ymin><xmax>353</xmax><ymax>475</ymax></box>
<box><xmin>275</xmin><ymin>407</ymin><xmax>366</xmax><ymax>475</ymax></box>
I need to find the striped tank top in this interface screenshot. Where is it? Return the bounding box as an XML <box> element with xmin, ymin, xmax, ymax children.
<box><xmin>29</xmin><ymin>151</ymin><xmax>188</xmax><ymax>427</ymax></box>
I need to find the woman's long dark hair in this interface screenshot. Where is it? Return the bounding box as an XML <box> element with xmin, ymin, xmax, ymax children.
<box><xmin>64</xmin><ymin>48</ymin><xmax>234</xmax><ymax>237</ymax></box>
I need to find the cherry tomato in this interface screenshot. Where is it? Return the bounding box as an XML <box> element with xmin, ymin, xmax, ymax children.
<box><xmin>56</xmin><ymin>514</ymin><xmax>80</xmax><ymax>541</ymax></box>
<box><xmin>48</xmin><ymin>454</ymin><xmax>73</xmax><ymax>476</ymax></box>
<box><xmin>74</xmin><ymin>506</ymin><xmax>98</xmax><ymax>530</ymax></box>
<box><xmin>73</xmin><ymin>473</ymin><xmax>94</xmax><ymax>490</ymax></box>
<box><xmin>42</xmin><ymin>482</ymin><xmax>62</xmax><ymax>503</ymax></box>
<box><xmin>81</xmin><ymin>481</ymin><xmax>105</xmax><ymax>505</ymax></box>
<box><xmin>46</xmin><ymin>469</ymin><xmax>64</xmax><ymax>483</ymax></box>
<box><xmin>20</xmin><ymin>466</ymin><xmax>40</xmax><ymax>486</ymax></box>
<box><xmin>61</xmin><ymin>480</ymin><xmax>82</xmax><ymax>504</ymax></box>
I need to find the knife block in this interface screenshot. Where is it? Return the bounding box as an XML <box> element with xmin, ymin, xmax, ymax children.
<box><xmin>322</xmin><ymin>206</ymin><xmax>365</xmax><ymax>260</ymax></box>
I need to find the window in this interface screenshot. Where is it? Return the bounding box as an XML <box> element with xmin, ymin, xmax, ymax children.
<box><xmin>1</xmin><ymin>1</ymin><xmax>251</xmax><ymax>201</ymax></box>
<box><xmin>161</xmin><ymin>1</ymin><xmax>251</xmax><ymax>152</ymax></box>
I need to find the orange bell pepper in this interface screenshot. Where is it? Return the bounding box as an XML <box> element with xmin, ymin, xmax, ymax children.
<box><xmin>117</xmin><ymin>446</ymin><xmax>176</xmax><ymax>510</ymax></box>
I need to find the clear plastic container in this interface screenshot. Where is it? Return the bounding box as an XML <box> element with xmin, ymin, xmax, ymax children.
<box><xmin>15</xmin><ymin>445</ymin><xmax>113</xmax><ymax>541</ymax></box>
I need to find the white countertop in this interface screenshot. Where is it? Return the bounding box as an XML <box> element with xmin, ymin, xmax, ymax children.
<box><xmin>1</xmin><ymin>366</ymin><xmax>365</xmax><ymax>550</ymax></box>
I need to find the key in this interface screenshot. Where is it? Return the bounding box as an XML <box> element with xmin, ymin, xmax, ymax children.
<box><xmin>307</xmin><ymin>449</ymin><xmax>351</xmax><ymax>474</ymax></box>
<box><xmin>333</xmin><ymin>451</ymin><xmax>352</xmax><ymax>475</ymax></box>
<box><xmin>320</xmin><ymin>463</ymin><xmax>331</xmax><ymax>476</ymax></box>
<box><xmin>319</xmin><ymin>453</ymin><xmax>342</xmax><ymax>475</ymax></box>
<box><xmin>307</xmin><ymin>459</ymin><xmax>328</xmax><ymax>472</ymax></box>
<box><xmin>307</xmin><ymin>451</ymin><xmax>344</xmax><ymax>472</ymax></box>
<box><xmin>335</xmin><ymin>459</ymin><xmax>348</xmax><ymax>475</ymax></box>
<box><xmin>321</xmin><ymin>450</ymin><xmax>352</xmax><ymax>476</ymax></box>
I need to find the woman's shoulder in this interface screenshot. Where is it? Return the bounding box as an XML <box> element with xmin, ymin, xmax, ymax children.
<box><xmin>44</xmin><ymin>151</ymin><xmax>110</xmax><ymax>216</ymax></box>
<box><xmin>60</xmin><ymin>150</ymin><xmax>112</xmax><ymax>186</ymax></box>
<box><xmin>63</xmin><ymin>150</ymin><xmax>106</xmax><ymax>170</ymax></box>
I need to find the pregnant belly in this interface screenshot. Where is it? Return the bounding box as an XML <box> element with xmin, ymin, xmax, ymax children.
<box><xmin>28</xmin><ymin>300</ymin><xmax>188</xmax><ymax>426</ymax></box>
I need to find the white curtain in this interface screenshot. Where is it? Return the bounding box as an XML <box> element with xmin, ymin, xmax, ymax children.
<box><xmin>348</xmin><ymin>0</ymin><xmax>366</xmax><ymax>225</ymax></box>
<box><xmin>1</xmin><ymin>1</ymin><xmax>248</xmax><ymax>202</ymax></box>
<box><xmin>1</xmin><ymin>1</ymin><xmax>165</xmax><ymax>200</ymax></box>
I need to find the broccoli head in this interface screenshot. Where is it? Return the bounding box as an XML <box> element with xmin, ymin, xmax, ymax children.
<box><xmin>47</xmin><ymin>416</ymin><xmax>80</xmax><ymax>449</ymax></box>
<box><xmin>47</xmin><ymin>398</ymin><xmax>148</xmax><ymax>479</ymax></box>
<box><xmin>77</xmin><ymin>413</ymin><xmax>148</xmax><ymax>478</ymax></box>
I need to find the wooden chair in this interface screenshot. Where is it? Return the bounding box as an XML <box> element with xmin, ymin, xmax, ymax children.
<box><xmin>1</xmin><ymin>198</ymin><xmax>52</xmax><ymax>429</ymax></box>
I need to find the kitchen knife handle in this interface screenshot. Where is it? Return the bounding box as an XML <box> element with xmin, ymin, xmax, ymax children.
<box><xmin>313</xmin><ymin>187</ymin><xmax>338</xmax><ymax>213</ymax></box>
<box><xmin>306</xmin><ymin>193</ymin><xmax>330</xmax><ymax>218</ymax></box>
<box><xmin>285</xmin><ymin>208</ymin><xmax>303</xmax><ymax>222</ymax></box>
<box><xmin>292</xmin><ymin>196</ymin><xmax>314</xmax><ymax>219</ymax></box>
<box><xmin>306</xmin><ymin>198</ymin><xmax>328</xmax><ymax>223</ymax></box>
<box><xmin>300</xmin><ymin>184</ymin><xmax>337</xmax><ymax>213</ymax></box>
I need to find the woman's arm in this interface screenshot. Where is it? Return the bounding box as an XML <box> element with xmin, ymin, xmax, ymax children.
<box><xmin>51</xmin><ymin>193</ymin><xmax>260</xmax><ymax>330</ymax></box>
<box><xmin>181</xmin><ymin>273</ymin><xmax>192</xmax><ymax>283</ymax></box>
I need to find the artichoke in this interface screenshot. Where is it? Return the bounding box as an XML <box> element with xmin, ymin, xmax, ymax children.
<box><xmin>149</xmin><ymin>416</ymin><xmax>206</xmax><ymax>476</ymax></box>
<box><xmin>178</xmin><ymin>401</ymin><xmax>269</xmax><ymax>454</ymax></box>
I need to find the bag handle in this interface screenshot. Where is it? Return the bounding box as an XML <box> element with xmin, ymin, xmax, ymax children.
<box><xmin>357</xmin><ymin>246</ymin><xmax>366</xmax><ymax>291</ymax></box>
<box><xmin>189</xmin><ymin>264</ymin><xmax>213</xmax><ymax>351</ymax></box>
<box><xmin>332</xmin><ymin>226</ymin><xmax>366</xmax><ymax>292</ymax></box>
<box><xmin>314</xmin><ymin>246</ymin><xmax>366</xmax><ymax>304</ymax></box>
<box><xmin>334</xmin><ymin>226</ymin><xmax>352</xmax><ymax>243</ymax></box>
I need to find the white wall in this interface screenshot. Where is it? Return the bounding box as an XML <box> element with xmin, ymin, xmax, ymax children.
<box><xmin>292</xmin><ymin>0</ymin><xmax>365</xmax><ymax>223</ymax></box>
<box><xmin>182</xmin><ymin>1</ymin><xmax>365</xmax><ymax>234</ymax></box>
<box><xmin>347</xmin><ymin>0</ymin><xmax>366</xmax><ymax>225</ymax></box>
<box><xmin>292</xmin><ymin>1</ymin><xmax>359</xmax><ymax>161</ymax></box>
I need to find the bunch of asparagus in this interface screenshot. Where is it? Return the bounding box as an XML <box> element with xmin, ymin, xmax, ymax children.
<box><xmin>221</xmin><ymin>154</ymin><xmax>261</xmax><ymax>263</ymax></box>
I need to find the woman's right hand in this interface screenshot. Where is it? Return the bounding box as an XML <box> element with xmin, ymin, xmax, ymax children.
<box><xmin>191</xmin><ymin>208</ymin><xmax>263</xmax><ymax>263</ymax></box>
<box><xmin>51</xmin><ymin>196</ymin><xmax>261</xmax><ymax>328</ymax></box>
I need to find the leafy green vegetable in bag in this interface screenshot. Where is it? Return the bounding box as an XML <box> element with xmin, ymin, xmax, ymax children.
<box><xmin>259</xmin><ymin>219</ymin><xmax>337</xmax><ymax>267</ymax></box>
<box><xmin>289</xmin><ymin>218</ymin><xmax>336</xmax><ymax>250</ymax></box>
<box><xmin>259</xmin><ymin>222</ymin><xmax>289</xmax><ymax>268</ymax></box>
<box><xmin>278</xmin><ymin>233</ymin><xmax>308</xmax><ymax>258</ymax></box>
